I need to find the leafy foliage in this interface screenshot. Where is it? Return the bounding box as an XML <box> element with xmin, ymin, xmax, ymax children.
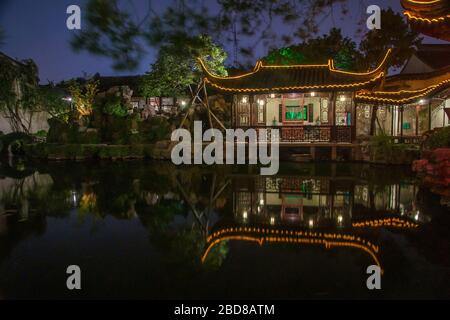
<box><xmin>264</xmin><ymin>28</ymin><xmax>362</xmax><ymax>70</ymax></box>
<box><xmin>95</xmin><ymin>92</ymin><xmax>130</xmax><ymax>118</ymax></box>
<box><xmin>38</xmin><ymin>86</ymin><xmax>71</xmax><ymax>123</ymax></box>
<box><xmin>0</xmin><ymin>57</ymin><xmax>40</xmax><ymax>133</ymax></box>
<box><xmin>0</xmin><ymin>27</ymin><xmax>4</xmax><ymax>47</ymax></box>
<box><xmin>71</xmin><ymin>0</ymin><xmax>143</xmax><ymax>70</ymax></box>
<box><xmin>369</xmin><ymin>133</ymin><xmax>419</xmax><ymax>164</ymax></box>
<box><xmin>68</xmin><ymin>78</ymin><xmax>99</xmax><ymax>117</ymax></box>
<box><xmin>265</xmin><ymin>10</ymin><xmax>422</xmax><ymax>72</ymax></box>
<box><xmin>140</xmin><ymin>35</ymin><xmax>227</xmax><ymax>98</ymax></box>
<box><xmin>359</xmin><ymin>8</ymin><xmax>422</xmax><ymax>70</ymax></box>
<box><xmin>424</xmin><ymin>127</ymin><xmax>450</xmax><ymax>150</ymax></box>
<box><xmin>72</xmin><ymin>0</ymin><xmax>349</xmax><ymax>69</ymax></box>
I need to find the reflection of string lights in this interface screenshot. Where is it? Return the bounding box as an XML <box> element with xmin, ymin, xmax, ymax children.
<box><xmin>203</xmin><ymin>226</ymin><xmax>382</xmax><ymax>272</ymax></box>
<box><xmin>352</xmin><ymin>217</ymin><xmax>419</xmax><ymax>229</ymax></box>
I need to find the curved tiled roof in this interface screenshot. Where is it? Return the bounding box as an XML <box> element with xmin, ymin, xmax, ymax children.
<box><xmin>414</xmin><ymin>44</ymin><xmax>450</xmax><ymax>70</ymax></box>
<box><xmin>401</xmin><ymin>0</ymin><xmax>450</xmax><ymax>41</ymax></box>
<box><xmin>355</xmin><ymin>65</ymin><xmax>450</xmax><ymax>104</ymax></box>
<box><xmin>199</xmin><ymin>50</ymin><xmax>392</xmax><ymax>93</ymax></box>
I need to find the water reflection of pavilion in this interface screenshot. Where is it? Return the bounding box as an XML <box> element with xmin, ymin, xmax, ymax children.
<box><xmin>201</xmin><ymin>171</ymin><xmax>428</xmax><ymax>271</ymax></box>
<box><xmin>231</xmin><ymin>173</ymin><xmax>427</xmax><ymax>228</ymax></box>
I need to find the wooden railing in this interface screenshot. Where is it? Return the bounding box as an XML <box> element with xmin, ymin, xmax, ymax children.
<box><xmin>237</xmin><ymin>125</ymin><xmax>354</xmax><ymax>143</ymax></box>
<box><xmin>390</xmin><ymin>136</ymin><xmax>422</xmax><ymax>144</ymax></box>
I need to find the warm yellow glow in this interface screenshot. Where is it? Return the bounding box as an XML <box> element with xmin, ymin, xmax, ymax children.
<box><xmin>201</xmin><ymin>235</ymin><xmax>263</xmax><ymax>263</ymax></box>
<box><xmin>198</xmin><ymin>49</ymin><xmax>391</xmax><ymax>83</ymax></box>
<box><xmin>260</xmin><ymin>62</ymin><xmax>329</xmax><ymax>68</ymax></box>
<box><xmin>352</xmin><ymin>217</ymin><xmax>419</xmax><ymax>229</ymax></box>
<box><xmin>270</xmin><ymin>217</ymin><xmax>275</xmax><ymax>225</ymax></box>
<box><xmin>203</xmin><ymin>227</ymin><xmax>383</xmax><ymax>272</ymax></box>
<box><xmin>310</xmin><ymin>92</ymin><xmax>316</xmax><ymax>97</ymax></box>
<box><xmin>204</xmin><ymin>72</ymin><xmax>385</xmax><ymax>93</ymax></box>
<box><xmin>329</xmin><ymin>49</ymin><xmax>392</xmax><ymax>76</ymax></box>
<box><xmin>404</xmin><ymin>0</ymin><xmax>441</xmax><ymax>4</ymax></box>
<box><xmin>355</xmin><ymin>78</ymin><xmax>450</xmax><ymax>104</ymax></box>
<box><xmin>404</xmin><ymin>11</ymin><xmax>450</xmax><ymax>23</ymax></box>
<box><xmin>197</xmin><ymin>58</ymin><xmax>262</xmax><ymax>80</ymax></box>
<box><xmin>243</xmin><ymin>211</ymin><xmax>248</xmax><ymax>219</ymax></box>
<box><xmin>339</xmin><ymin>96</ymin><xmax>346</xmax><ymax>102</ymax></box>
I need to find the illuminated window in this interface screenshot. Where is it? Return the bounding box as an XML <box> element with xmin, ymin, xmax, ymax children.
<box><xmin>285</xmin><ymin>105</ymin><xmax>308</xmax><ymax>121</ymax></box>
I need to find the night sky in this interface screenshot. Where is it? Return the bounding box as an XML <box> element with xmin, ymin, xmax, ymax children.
<box><xmin>0</xmin><ymin>0</ymin><xmax>444</xmax><ymax>83</ymax></box>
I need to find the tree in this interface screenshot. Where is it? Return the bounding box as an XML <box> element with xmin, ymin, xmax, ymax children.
<box><xmin>72</xmin><ymin>0</ymin><xmax>348</xmax><ymax>70</ymax></box>
<box><xmin>67</xmin><ymin>78</ymin><xmax>99</xmax><ymax>118</ymax></box>
<box><xmin>0</xmin><ymin>57</ymin><xmax>40</xmax><ymax>133</ymax></box>
<box><xmin>359</xmin><ymin>8</ymin><xmax>422</xmax><ymax>70</ymax></box>
<box><xmin>140</xmin><ymin>35</ymin><xmax>227</xmax><ymax>98</ymax></box>
<box><xmin>0</xmin><ymin>27</ymin><xmax>4</xmax><ymax>47</ymax></box>
<box><xmin>264</xmin><ymin>28</ymin><xmax>363</xmax><ymax>70</ymax></box>
<box><xmin>37</xmin><ymin>85</ymin><xmax>72</xmax><ymax>123</ymax></box>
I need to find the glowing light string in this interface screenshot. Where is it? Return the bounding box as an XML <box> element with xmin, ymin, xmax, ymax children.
<box><xmin>352</xmin><ymin>217</ymin><xmax>419</xmax><ymax>229</ymax></box>
<box><xmin>202</xmin><ymin>227</ymin><xmax>383</xmax><ymax>273</ymax></box>
<box><xmin>404</xmin><ymin>11</ymin><xmax>450</xmax><ymax>23</ymax></box>
<box><xmin>356</xmin><ymin>78</ymin><xmax>450</xmax><ymax>104</ymax></box>
<box><xmin>197</xmin><ymin>49</ymin><xmax>392</xmax><ymax>82</ymax></box>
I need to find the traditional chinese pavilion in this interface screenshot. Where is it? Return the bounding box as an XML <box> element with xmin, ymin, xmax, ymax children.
<box><xmin>199</xmin><ymin>41</ymin><xmax>449</xmax><ymax>161</ymax></box>
<box><xmin>198</xmin><ymin>50</ymin><xmax>392</xmax><ymax>148</ymax></box>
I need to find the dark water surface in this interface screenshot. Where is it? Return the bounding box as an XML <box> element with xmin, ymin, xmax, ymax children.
<box><xmin>0</xmin><ymin>160</ymin><xmax>449</xmax><ymax>299</ymax></box>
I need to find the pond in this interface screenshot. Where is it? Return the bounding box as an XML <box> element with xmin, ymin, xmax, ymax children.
<box><xmin>0</xmin><ymin>160</ymin><xmax>449</xmax><ymax>299</ymax></box>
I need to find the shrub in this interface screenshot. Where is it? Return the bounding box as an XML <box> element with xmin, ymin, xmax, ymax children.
<box><xmin>424</xmin><ymin>127</ymin><xmax>450</xmax><ymax>150</ymax></box>
<box><xmin>370</xmin><ymin>133</ymin><xmax>395</xmax><ymax>161</ymax></box>
<box><xmin>369</xmin><ymin>133</ymin><xmax>419</xmax><ymax>164</ymax></box>
<box><xmin>47</xmin><ymin>118</ymin><xmax>79</xmax><ymax>143</ymax></box>
<box><xmin>146</xmin><ymin>116</ymin><xmax>171</xmax><ymax>143</ymax></box>
<box><xmin>78</xmin><ymin>130</ymin><xmax>100</xmax><ymax>144</ymax></box>
<box><xmin>101</xmin><ymin>116</ymin><xmax>130</xmax><ymax>144</ymax></box>
<box><xmin>1</xmin><ymin>132</ymin><xmax>33</xmax><ymax>155</ymax></box>
<box><xmin>34</xmin><ymin>130</ymin><xmax>47</xmax><ymax>139</ymax></box>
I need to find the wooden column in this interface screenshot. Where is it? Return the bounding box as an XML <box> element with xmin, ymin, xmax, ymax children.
<box><xmin>232</xmin><ymin>95</ymin><xmax>236</xmax><ymax>128</ymax></box>
<box><xmin>249</xmin><ymin>95</ymin><xmax>254</xmax><ymax>126</ymax></box>
<box><xmin>352</xmin><ymin>95</ymin><xmax>357</xmax><ymax>142</ymax></box>
<box><xmin>428</xmin><ymin>101</ymin><xmax>432</xmax><ymax>131</ymax></box>
<box><xmin>391</xmin><ymin>105</ymin><xmax>394</xmax><ymax>136</ymax></box>
<box><xmin>330</xmin><ymin>92</ymin><xmax>336</xmax><ymax>126</ymax></box>
<box><xmin>400</xmin><ymin>106</ymin><xmax>404</xmax><ymax>137</ymax></box>
<box><xmin>370</xmin><ymin>104</ymin><xmax>378</xmax><ymax>136</ymax></box>
<box><xmin>415</xmin><ymin>106</ymin><xmax>419</xmax><ymax>136</ymax></box>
